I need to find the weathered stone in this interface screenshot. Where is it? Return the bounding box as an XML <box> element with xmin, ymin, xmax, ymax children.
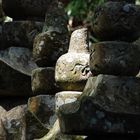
<box><xmin>35</xmin><ymin>92</ymin><xmax>84</xmax><ymax>139</ymax></box>
<box><xmin>0</xmin><ymin>59</ymin><xmax>32</xmax><ymax>96</ymax></box>
<box><xmin>79</xmin><ymin>77</ymin><xmax>97</xmax><ymax>99</ymax></box>
<box><xmin>2</xmin><ymin>21</ymin><xmax>43</xmax><ymax>49</ymax></box>
<box><xmin>0</xmin><ymin>47</ymin><xmax>38</xmax><ymax>76</ymax></box>
<box><xmin>43</xmin><ymin>3</ymin><xmax>68</xmax><ymax>34</ymax></box>
<box><xmin>37</xmin><ymin>119</ymin><xmax>86</xmax><ymax>140</ymax></box>
<box><xmin>68</xmin><ymin>28</ymin><xmax>89</xmax><ymax>53</ymax></box>
<box><xmin>2</xmin><ymin>0</ymin><xmax>58</xmax><ymax>20</ymax></box>
<box><xmin>28</xmin><ymin>95</ymin><xmax>56</xmax><ymax>129</ymax></box>
<box><xmin>26</xmin><ymin>110</ymin><xmax>48</xmax><ymax>140</ymax></box>
<box><xmin>0</xmin><ymin>120</ymin><xmax>6</xmax><ymax>140</ymax></box>
<box><xmin>33</xmin><ymin>4</ymin><xmax>69</xmax><ymax>67</ymax></box>
<box><xmin>33</xmin><ymin>32</ymin><xmax>55</xmax><ymax>66</ymax></box>
<box><xmin>55</xmin><ymin>28</ymin><xmax>92</xmax><ymax>91</ymax></box>
<box><xmin>55</xmin><ymin>91</ymin><xmax>82</xmax><ymax>111</ymax></box>
<box><xmin>83</xmin><ymin>75</ymin><xmax>140</xmax><ymax>114</ymax></box>
<box><xmin>55</xmin><ymin>53</ymin><xmax>90</xmax><ymax>91</ymax></box>
<box><xmin>2</xmin><ymin>105</ymin><xmax>26</xmax><ymax>140</ymax></box>
<box><xmin>33</xmin><ymin>32</ymin><xmax>69</xmax><ymax>67</ymax></box>
<box><xmin>58</xmin><ymin>75</ymin><xmax>140</xmax><ymax>135</ymax></box>
<box><xmin>93</xmin><ymin>2</ymin><xmax>140</xmax><ymax>41</ymax></box>
<box><xmin>32</xmin><ymin>67</ymin><xmax>59</xmax><ymax>94</ymax></box>
<box><xmin>0</xmin><ymin>106</ymin><xmax>6</xmax><ymax>140</ymax></box>
<box><xmin>35</xmin><ymin>91</ymin><xmax>85</xmax><ymax>140</ymax></box>
<box><xmin>26</xmin><ymin>95</ymin><xmax>56</xmax><ymax>139</ymax></box>
<box><xmin>34</xmin><ymin>92</ymin><xmax>83</xmax><ymax>140</ymax></box>
<box><xmin>90</xmin><ymin>41</ymin><xmax>140</xmax><ymax>76</ymax></box>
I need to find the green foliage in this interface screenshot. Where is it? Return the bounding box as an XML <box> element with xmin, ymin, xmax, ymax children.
<box><xmin>65</xmin><ymin>0</ymin><xmax>104</xmax><ymax>43</ymax></box>
<box><xmin>65</xmin><ymin>0</ymin><xmax>104</xmax><ymax>21</ymax></box>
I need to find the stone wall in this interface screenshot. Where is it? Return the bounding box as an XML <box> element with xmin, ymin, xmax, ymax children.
<box><xmin>0</xmin><ymin>0</ymin><xmax>139</xmax><ymax>140</ymax></box>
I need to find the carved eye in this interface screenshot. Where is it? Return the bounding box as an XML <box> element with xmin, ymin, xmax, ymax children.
<box><xmin>82</xmin><ymin>66</ymin><xmax>90</xmax><ymax>76</ymax></box>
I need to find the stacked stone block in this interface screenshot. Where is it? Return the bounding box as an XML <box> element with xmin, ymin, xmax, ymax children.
<box><xmin>0</xmin><ymin>0</ymin><xmax>70</xmax><ymax>139</ymax></box>
<box><xmin>31</xmin><ymin>1</ymin><xmax>69</xmax><ymax>96</ymax></box>
<box><xmin>58</xmin><ymin>0</ymin><xmax>140</xmax><ymax>138</ymax></box>
<box><xmin>49</xmin><ymin>28</ymin><xmax>91</xmax><ymax>140</ymax></box>
<box><xmin>0</xmin><ymin>0</ymin><xmax>47</xmax><ymax>97</ymax></box>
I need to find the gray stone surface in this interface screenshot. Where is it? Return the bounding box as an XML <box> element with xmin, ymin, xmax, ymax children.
<box><xmin>0</xmin><ymin>106</ymin><xmax>6</xmax><ymax>140</ymax></box>
<box><xmin>58</xmin><ymin>75</ymin><xmax>140</xmax><ymax>135</ymax></box>
<box><xmin>34</xmin><ymin>92</ymin><xmax>83</xmax><ymax>140</ymax></box>
<box><xmin>34</xmin><ymin>92</ymin><xmax>84</xmax><ymax>140</ymax></box>
<box><xmin>33</xmin><ymin>3</ymin><xmax>69</xmax><ymax>67</ymax></box>
<box><xmin>93</xmin><ymin>2</ymin><xmax>140</xmax><ymax>41</ymax></box>
<box><xmin>28</xmin><ymin>95</ymin><xmax>56</xmax><ymax>129</ymax></box>
<box><xmin>0</xmin><ymin>47</ymin><xmax>33</xmax><ymax>96</ymax></box>
<box><xmin>0</xmin><ymin>47</ymin><xmax>38</xmax><ymax>76</ymax></box>
<box><xmin>90</xmin><ymin>41</ymin><xmax>140</xmax><ymax>76</ymax></box>
<box><xmin>2</xmin><ymin>0</ymin><xmax>58</xmax><ymax>20</ymax></box>
<box><xmin>43</xmin><ymin>3</ymin><xmax>68</xmax><ymax>34</ymax></box>
<box><xmin>32</xmin><ymin>67</ymin><xmax>59</xmax><ymax>95</ymax></box>
<box><xmin>82</xmin><ymin>75</ymin><xmax>140</xmax><ymax>114</ymax></box>
<box><xmin>55</xmin><ymin>91</ymin><xmax>82</xmax><ymax>111</ymax></box>
<box><xmin>2</xmin><ymin>105</ymin><xmax>26</xmax><ymax>140</ymax></box>
<box><xmin>2</xmin><ymin>21</ymin><xmax>43</xmax><ymax>49</ymax></box>
<box><xmin>26</xmin><ymin>110</ymin><xmax>48</xmax><ymax>140</ymax></box>
<box><xmin>68</xmin><ymin>28</ymin><xmax>89</xmax><ymax>53</ymax></box>
<box><xmin>26</xmin><ymin>95</ymin><xmax>56</xmax><ymax>140</ymax></box>
<box><xmin>55</xmin><ymin>28</ymin><xmax>92</xmax><ymax>91</ymax></box>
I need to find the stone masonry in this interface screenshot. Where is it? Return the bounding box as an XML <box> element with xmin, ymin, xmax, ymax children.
<box><xmin>0</xmin><ymin>0</ymin><xmax>139</xmax><ymax>140</ymax></box>
<box><xmin>58</xmin><ymin>0</ymin><xmax>140</xmax><ymax>139</ymax></box>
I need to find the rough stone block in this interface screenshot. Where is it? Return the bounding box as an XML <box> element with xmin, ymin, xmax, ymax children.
<box><xmin>37</xmin><ymin>91</ymin><xmax>84</xmax><ymax>140</ymax></box>
<box><xmin>90</xmin><ymin>41</ymin><xmax>140</xmax><ymax>76</ymax></box>
<box><xmin>26</xmin><ymin>95</ymin><xmax>55</xmax><ymax>139</ymax></box>
<box><xmin>31</xmin><ymin>67</ymin><xmax>59</xmax><ymax>95</ymax></box>
<box><xmin>2</xmin><ymin>105</ymin><xmax>26</xmax><ymax>140</ymax></box>
<box><xmin>28</xmin><ymin>95</ymin><xmax>56</xmax><ymax>129</ymax></box>
<box><xmin>33</xmin><ymin>32</ymin><xmax>68</xmax><ymax>67</ymax></box>
<box><xmin>55</xmin><ymin>91</ymin><xmax>82</xmax><ymax>111</ymax></box>
<box><xmin>58</xmin><ymin>75</ymin><xmax>140</xmax><ymax>135</ymax></box>
<box><xmin>0</xmin><ymin>106</ymin><xmax>6</xmax><ymax>140</ymax></box>
<box><xmin>33</xmin><ymin>4</ymin><xmax>69</xmax><ymax>67</ymax></box>
<box><xmin>43</xmin><ymin>3</ymin><xmax>68</xmax><ymax>34</ymax></box>
<box><xmin>93</xmin><ymin>2</ymin><xmax>140</xmax><ymax>41</ymax></box>
<box><xmin>2</xmin><ymin>21</ymin><xmax>43</xmax><ymax>49</ymax></box>
<box><xmin>0</xmin><ymin>47</ymin><xmax>38</xmax><ymax>76</ymax></box>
